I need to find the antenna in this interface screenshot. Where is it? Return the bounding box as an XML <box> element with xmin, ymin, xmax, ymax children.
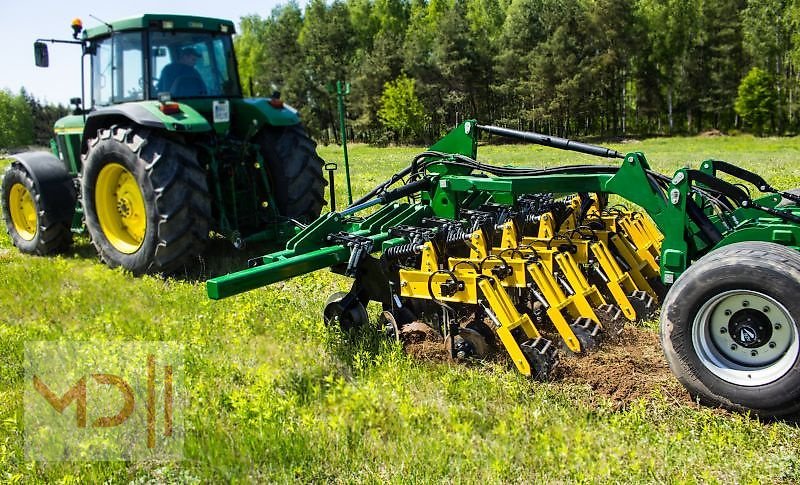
<box><xmin>89</xmin><ymin>14</ymin><xmax>113</xmax><ymax>30</ymax></box>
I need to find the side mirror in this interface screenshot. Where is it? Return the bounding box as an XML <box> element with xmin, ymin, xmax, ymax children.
<box><xmin>34</xmin><ymin>42</ymin><xmax>49</xmax><ymax>68</ymax></box>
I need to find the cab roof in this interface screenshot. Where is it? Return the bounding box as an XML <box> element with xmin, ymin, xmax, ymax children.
<box><xmin>83</xmin><ymin>14</ymin><xmax>236</xmax><ymax>39</ymax></box>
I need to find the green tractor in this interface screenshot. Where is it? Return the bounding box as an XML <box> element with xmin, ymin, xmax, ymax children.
<box><xmin>2</xmin><ymin>14</ymin><xmax>326</xmax><ymax>274</ymax></box>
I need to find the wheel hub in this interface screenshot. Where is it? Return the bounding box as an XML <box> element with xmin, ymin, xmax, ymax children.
<box><xmin>728</xmin><ymin>309</ymin><xmax>772</xmax><ymax>348</ymax></box>
<box><xmin>116</xmin><ymin>198</ymin><xmax>132</xmax><ymax>218</ymax></box>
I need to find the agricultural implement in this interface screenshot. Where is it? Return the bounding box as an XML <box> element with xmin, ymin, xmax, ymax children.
<box><xmin>208</xmin><ymin>121</ymin><xmax>800</xmax><ymax>417</ymax></box>
<box><xmin>2</xmin><ymin>15</ymin><xmax>325</xmax><ymax>274</ymax></box>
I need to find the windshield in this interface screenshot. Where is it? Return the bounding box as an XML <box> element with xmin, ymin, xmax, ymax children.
<box><xmin>91</xmin><ymin>32</ymin><xmax>145</xmax><ymax>106</ymax></box>
<box><xmin>150</xmin><ymin>31</ymin><xmax>241</xmax><ymax>99</ymax></box>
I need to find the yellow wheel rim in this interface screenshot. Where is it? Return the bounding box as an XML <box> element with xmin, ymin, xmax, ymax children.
<box><xmin>8</xmin><ymin>183</ymin><xmax>38</xmax><ymax>241</ymax></box>
<box><xmin>95</xmin><ymin>163</ymin><xmax>147</xmax><ymax>254</ymax></box>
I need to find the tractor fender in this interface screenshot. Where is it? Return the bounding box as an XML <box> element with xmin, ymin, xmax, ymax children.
<box><xmin>234</xmin><ymin>98</ymin><xmax>301</xmax><ymax>134</ymax></box>
<box><xmin>9</xmin><ymin>151</ymin><xmax>76</xmax><ymax>225</ymax></box>
<box><xmin>83</xmin><ymin>102</ymin><xmax>212</xmax><ymax>143</ymax></box>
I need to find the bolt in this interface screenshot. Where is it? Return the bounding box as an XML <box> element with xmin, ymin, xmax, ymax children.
<box><xmin>769</xmin><ymin>342</ymin><xmax>777</xmax><ymax>349</ymax></box>
<box><xmin>763</xmin><ymin>306</ymin><xmax>770</xmax><ymax>313</ymax></box>
<box><xmin>742</xmin><ymin>300</ymin><xmax>750</xmax><ymax>308</ymax></box>
<box><xmin>724</xmin><ymin>309</ymin><xmax>732</xmax><ymax>316</ymax></box>
<box><xmin>730</xmin><ymin>343</ymin><xmax>738</xmax><ymax>351</ymax></box>
<box><xmin>775</xmin><ymin>323</ymin><xmax>783</xmax><ymax>330</ymax></box>
<box><xmin>720</xmin><ymin>327</ymin><xmax>728</xmax><ymax>334</ymax></box>
<box><xmin>751</xmin><ymin>350</ymin><xmax>758</xmax><ymax>357</ymax></box>
<box><xmin>456</xmin><ymin>351</ymin><xmax>466</xmax><ymax>359</ymax></box>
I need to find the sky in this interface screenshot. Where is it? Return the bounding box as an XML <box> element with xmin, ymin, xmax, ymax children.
<box><xmin>0</xmin><ymin>1</ymin><xmax>295</xmax><ymax>106</ymax></box>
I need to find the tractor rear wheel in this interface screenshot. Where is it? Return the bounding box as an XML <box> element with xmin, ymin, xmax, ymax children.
<box><xmin>81</xmin><ymin>126</ymin><xmax>211</xmax><ymax>275</ymax></box>
<box><xmin>660</xmin><ymin>241</ymin><xmax>800</xmax><ymax>417</ymax></box>
<box><xmin>1</xmin><ymin>163</ymin><xmax>72</xmax><ymax>254</ymax></box>
<box><xmin>256</xmin><ymin>124</ymin><xmax>326</xmax><ymax>223</ymax></box>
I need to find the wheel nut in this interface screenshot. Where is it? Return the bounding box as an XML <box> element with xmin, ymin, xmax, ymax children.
<box><xmin>724</xmin><ymin>309</ymin><xmax>732</xmax><ymax>316</ymax></box>
<box><xmin>775</xmin><ymin>323</ymin><xmax>782</xmax><ymax>330</ymax></box>
<box><xmin>751</xmin><ymin>350</ymin><xmax>758</xmax><ymax>357</ymax></box>
<box><xmin>720</xmin><ymin>327</ymin><xmax>727</xmax><ymax>334</ymax></box>
<box><xmin>730</xmin><ymin>344</ymin><xmax>738</xmax><ymax>351</ymax></box>
<box><xmin>769</xmin><ymin>342</ymin><xmax>777</xmax><ymax>349</ymax></box>
<box><xmin>763</xmin><ymin>306</ymin><xmax>770</xmax><ymax>313</ymax></box>
<box><xmin>742</xmin><ymin>300</ymin><xmax>750</xmax><ymax>307</ymax></box>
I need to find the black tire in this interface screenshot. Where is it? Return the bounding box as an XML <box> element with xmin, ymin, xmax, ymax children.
<box><xmin>81</xmin><ymin>126</ymin><xmax>211</xmax><ymax>275</ymax></box>
<box><xmin>1</xmin><ymin>163</ymin><xmax>72</xmax><ymax>254</ymax></box>
<box><xmin>256</xmin><ymin>124</ymin><xmax>326</xmax><ymax>223</ymax></box>
<box><xmin>660</xmin><ymin>241</ymin><xmax>800</xmax><ymax>416</ymax></box>
<box><xmin>323</xmin><ymin>291</ymin><xmax>369</xmax><ymax>332</ymax></box>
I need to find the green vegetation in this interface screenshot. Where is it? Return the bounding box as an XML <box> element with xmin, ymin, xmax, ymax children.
<box><xmin>2</xmin><ymin>136</ymin><xmax>800</xmax><ymax>482</ymax></box>
<box><xmin>736</xmin><ymin>68</ymin><xmax>778</xmax><ymax>136</ymax></box>
<box><xmin>0</xmin><ymin>89</ymin><xmax>68</xmax><ymax>150</ymax></box>
<box><xmin>377</xmin><ymin>75</ymin><xmax>428</xmax><ymax>142</ymax></box>
<box><xmin>236</xmin><ymin>0</ymin><xmax>800</xmax><ymax>142</ymax></box>
<box><xmin>0</xmin><ymin>90</ymin><xmax>34</xmax><ymax>149</ymax></box>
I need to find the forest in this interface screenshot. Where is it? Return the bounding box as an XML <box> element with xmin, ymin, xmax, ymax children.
<box><xmin>234</xmin><ymin>0</ymin><xmax>800</xmax><ymax>143</ymax></box>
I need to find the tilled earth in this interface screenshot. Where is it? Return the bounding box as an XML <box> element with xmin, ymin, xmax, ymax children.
<box><xmin>401</xmin><ymin>321</ymin><xmax>692</xmax><ymax>409</ymax></box>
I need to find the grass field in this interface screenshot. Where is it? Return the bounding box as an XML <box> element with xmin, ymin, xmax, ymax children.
<box><xmin>1</xmin><ymin>134</ymin><xmax>800</xmax><ymax>483</ymax></box>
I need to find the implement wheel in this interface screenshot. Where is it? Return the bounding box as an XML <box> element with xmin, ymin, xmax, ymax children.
<box><xmin>660</xmin><ymin>242</ymin><xmax>800</xmax><ymax>417</ymax></box>
<box><xmin>256</xmin><ymin>124</ymin><xmax>326</xmax><ymax>223</ymax></box>
<box><xmin>1</xmin><ymin>163</ymin><xmax>72</xmax><ymax>254</ymax></box>
<box><xmin>81</xmin><ymin>126</ymin><xmax>211</xmax><ymax>274</ymax></box>
<box><xmin>324</xmin><ymin>292</ymin><xmax>368</xmax><ymax>332</ymax></box>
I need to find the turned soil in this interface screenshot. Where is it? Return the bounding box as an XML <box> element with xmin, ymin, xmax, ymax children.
<box><xmin>401</xmin><ymin>321</ymin><xmax>692</xmax><ymax>409</ymax></box>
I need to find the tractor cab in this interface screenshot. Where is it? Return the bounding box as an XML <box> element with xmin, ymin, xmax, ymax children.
<box><xmin>86</xmin><ymin>21</ymin><xmax>242</xmax><ymax>106</ymax></box>
<box><xmin>34</xmin><ymin>15</ymin><xmax>244</xmax><ymax>107</ymax></box>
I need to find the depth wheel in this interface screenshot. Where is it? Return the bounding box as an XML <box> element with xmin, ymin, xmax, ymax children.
<box><xmin>520</xmin><ymin>338</ymin><xmax>559</xmax><ymax>380</ymax></box>
<box><xmin>568</xmin><ymin>317</ymin><xmax>601</xmax><ymax>354</ymax></box>
<box><xmin>629</xmin><ymin>290</ymin><xmax>656</xmax><ymax>322</ymax></box>
<box><xmin>81</xmin><ymin>126</ymin><xmax>211</xmax><ymax>274</ymax></box>
<box><xmin>324</xmin><ymin>292</ymin><xmax>369</xmax><ymax>332</ymax></box>
<box><xmin>1</xmin><ymin>163</ymin><xmax>72</xmax><ymax>254</ymax></box>
<box><xmin>661</xmin><ymin>242</ymin><xmax>800</xmax><ymax>417</ymax></box>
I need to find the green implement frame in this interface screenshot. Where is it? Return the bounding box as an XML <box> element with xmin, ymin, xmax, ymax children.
<box><xmin>207</xmin><ymin>120</ymin><xmax>800</xmax><ymax>300</ymax></box>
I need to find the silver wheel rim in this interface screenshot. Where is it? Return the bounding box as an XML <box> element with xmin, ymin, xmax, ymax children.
<box><xmin>692</xmin><ymin>290</ymin><xmax>798</xmax><ymax>386</ymax></box>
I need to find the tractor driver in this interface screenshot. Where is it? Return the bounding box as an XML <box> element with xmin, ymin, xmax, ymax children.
<box><xmin>157</xmin><ymin>47</ymin><xmax>207</xmax><ymax>97</ymax></box>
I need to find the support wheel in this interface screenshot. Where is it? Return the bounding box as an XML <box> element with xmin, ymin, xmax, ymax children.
<box><xmin>2</xmin><ymin>163</ymin><xmax>72</xmax><ymax>254</ymax></box>
<box><xmin>660</xmin><ymin>242</ymin><xmax>800</xmax><ymax>417</ymax></box>
<box><xmin>568</xmin><ymin>317</ymin><xmax>601</xmax><ymax>354</ymax></box>
<box><xmin>629</xmin><ymin>290</ymin><xmax>656</xmax><ymax>322</ymax></box>
<box><xmin>324</xmin><ymin>292</ymin><xmax>369</xmax><ymax>332</ymax></box>
<box><xmin>81</xmin><ymin>126</ymin><xmax>211</xmax><ymax>274</ymax></box>
<box><xmin>520</xmin><ymin>338</ymin><xmax>559</xmax><ymax>380</ymax></box>
<box><xmin>256</xmin><ymin>124</ymin><xmax>326</xmax><ymax>223</ymax></box>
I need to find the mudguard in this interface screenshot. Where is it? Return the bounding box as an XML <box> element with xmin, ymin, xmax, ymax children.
<box><xmin>10</xmin><ymin>151</ymin><xmax>76</xmax><ymax>226</ymax></box>
<box><xmin>83</xmin><ymin>102</ymin><xmax>212</xmax><ymax>140</ymax></box>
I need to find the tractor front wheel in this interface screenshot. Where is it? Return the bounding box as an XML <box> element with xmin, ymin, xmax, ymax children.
<box><xmin>1</xmin><ymin>163</ymin><xmax>72</xmax><ymax>254</ymax></box>
<box><xmin>81</xmin><ymin>126</ymin><xmax>211</xmax><ymax>275</ymax></box>
<box><xmin>660</xmin><ymin>241</ymin><xmax>800</xmax><ymax>417</ymax></box>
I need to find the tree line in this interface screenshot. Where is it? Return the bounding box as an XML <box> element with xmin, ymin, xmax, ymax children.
<box><xmin>235</xmin><ymin>0</ymin><xmax>800</xmax><ymax>143</ymax></box>
<box><xmin>0</xmin><ymin>89</ymin><xmax>69</xmax><ymax>151</ymax></box>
